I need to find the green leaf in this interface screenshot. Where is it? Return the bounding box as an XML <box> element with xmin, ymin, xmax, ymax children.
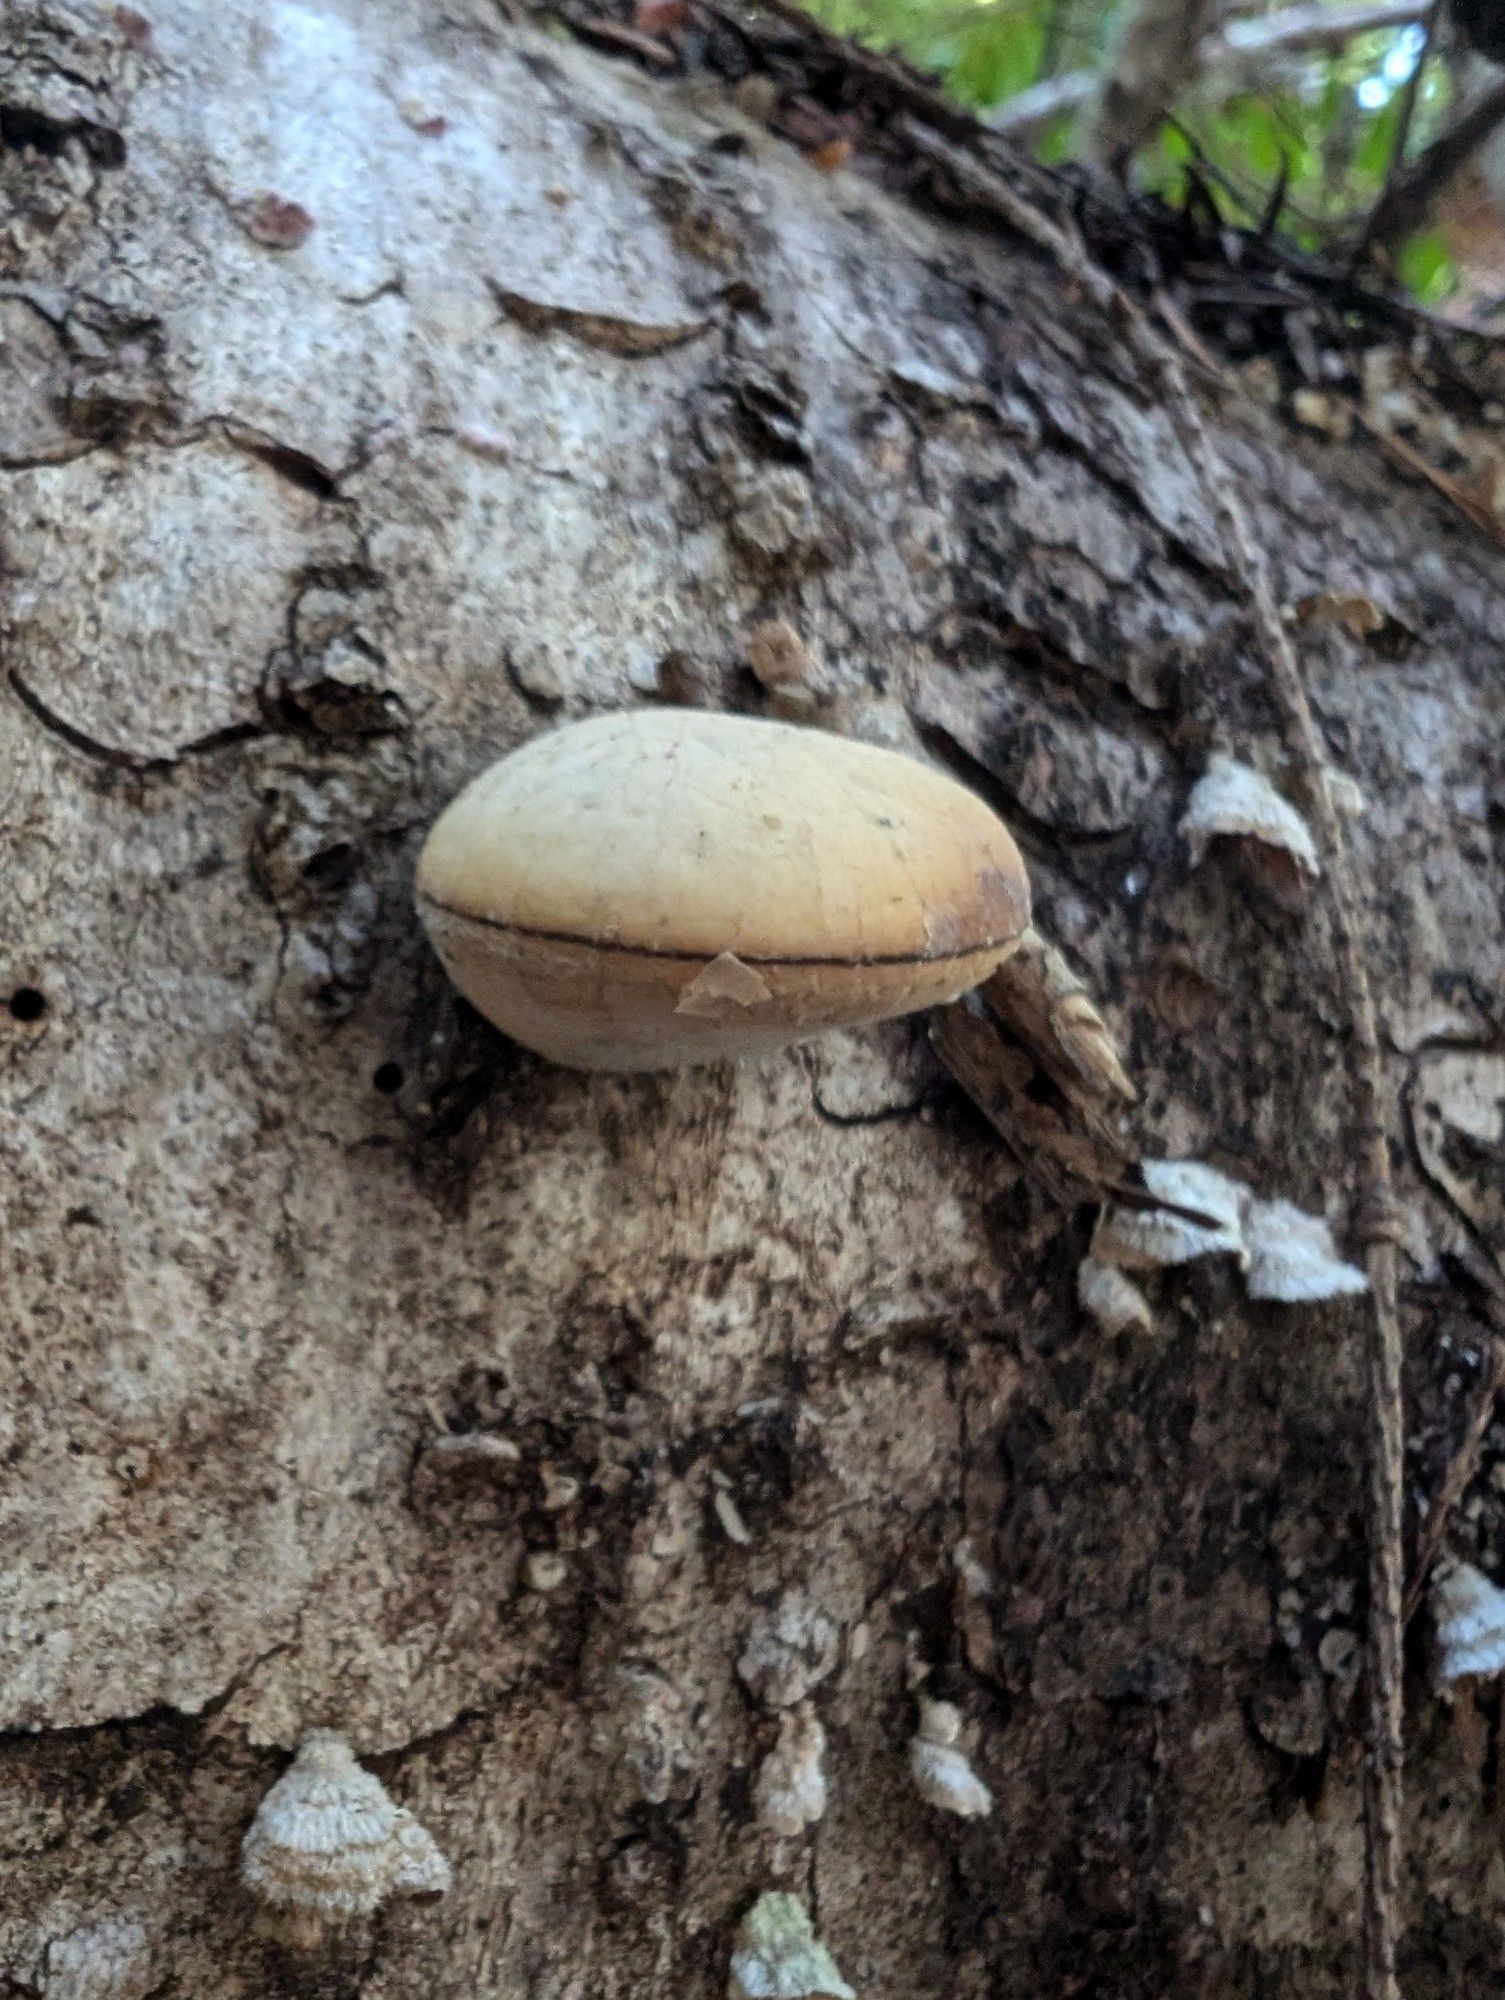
<box><xmin>1355</xmin><ymin>94</ymin><xmax>1402</xmax><ymax>185</ymax></box>
<box><xmin>949</xmin><ymin>13</ymin><xmax>1044</xmax><ymax>109</ymax></box>
<box><xmin>1396</xmin><ymin>229</ymin><xmax>1458</xmax><ymax>305</ymax></box>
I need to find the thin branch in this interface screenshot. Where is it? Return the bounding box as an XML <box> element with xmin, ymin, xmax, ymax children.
<box><xmin>1216</xmin><ymin>0</ymin><xmax>1426</xmax><ymax>62</ymax></box>
<box><xmin>992</xmin><ymin>0</ymin><xmax>1428</xmax><ymax>137</ymax></box>
<box><xmin>1360</xmin><ymin>72</ymin><xmax>1505</xmax><ymax>249</ymax></box>
<box><xmin>1082</xmin><ymin>0</ymin><xmax>1221</xmax><ymax>161</ymax></box>
<box><xmin>897</xmin><ymin>117</ymin><xmax>1408</xmax><ymax>2000</ymax></box>
<box><xmin>1350</xmin><ymin>0</ymin><xmax>1440</xmax><ymax>267</ymax></box>
<box><xmin>1405</xmin><ymin>1336</ymin><xmax>1505</xmax><ymax>1625</ymax></box>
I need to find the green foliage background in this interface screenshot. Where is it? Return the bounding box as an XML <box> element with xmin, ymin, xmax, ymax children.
<box><xmin>801</xmin><ymin>0</ymin><xmax>1459</xmax><ymax>300</ymax></box>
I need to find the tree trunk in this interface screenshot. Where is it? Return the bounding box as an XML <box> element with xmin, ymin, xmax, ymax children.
<box><xmin>3</xmin><ymin>2</ymin><xmax>1503</xmax><ymax>1995</ymax></box>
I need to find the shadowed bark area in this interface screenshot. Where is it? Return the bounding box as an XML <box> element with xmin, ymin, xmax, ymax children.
<box><xmin>2</xmin><ymin>1</ymin><xmax>1504</xmax><ymax>1995</ymax></box>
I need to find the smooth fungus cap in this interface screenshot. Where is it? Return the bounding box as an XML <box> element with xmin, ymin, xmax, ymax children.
<box><xmin>415</xmin><ymin>707</ymin><xmax>1030</xmax><ymax>1071</ymax></box>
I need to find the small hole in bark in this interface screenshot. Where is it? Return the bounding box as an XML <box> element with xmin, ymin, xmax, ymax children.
<box><xmin>9</xmin><ymin>987</ymin><xmax>46</xmax><ymax>1022</ymax></box>
<box><xmin>372</xmin><ymin>1061</ymin><xmax>404</xmax><ymax>1094</ymax></box>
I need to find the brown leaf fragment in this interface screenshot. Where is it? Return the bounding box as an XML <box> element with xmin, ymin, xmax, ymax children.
<box><xmin>774</xmin><ymin>96</ymin><xmax>854</xmax><ymax>162</ymax></box>
<box><xmin>244</xmin><ymin>195</ymin><xmax>315</xmax><ymax>250</ymax></box>
<box><xmin>569</xmin><ymin>17</ymin><xmax>679</xmax><ymax>67</ymax></box>
<box><xmin>490</xmin><ymin>284</ymin><xmax>708</xmax><ymax>357</ymax></box>
<box><xmin>804</xmin><ymin>138</ymin><xmax>853</xmax><ymax>173</ymax></box>
<box><xmin>634</xmin><ymin>0</ymin><xmax>688</xmax><ymax>31</ymax></box>
<box><xmin>1291</xmin><ymin>590</ymin><xmax>1387</xmax><ymax>638</ymax></box>
<box><xmin>113</xmin><ymin>5</ymin><xmax>153</xmax><ymax>47</ymax></box>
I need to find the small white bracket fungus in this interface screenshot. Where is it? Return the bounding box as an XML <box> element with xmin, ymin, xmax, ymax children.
<box><xmin>729</xmin><ymin>1892</ymin><xmax>855</xmax><ymax>2000</ymax></box>
<box><xmin>1433</xmin><ymin>1563</ymin><xmax>1505</xmax><ymax>1684</ymax></box>
<box><xmin>908</xmin><ymin>1698</ymin><xmax>993</xmax><ymax>1820</ymax></box>
<box><xmin>523</xmin><ymin>1550</ymin><xmax>568</xmax><ymax>1593</ymax></box>
<box><xmin>1243</xmin><ymin>1197</ymin><xmax>1368</xmax><ymax>1304</ymax></box>
<box><xmin>1323</xmin><ymin>767</ymin><xmax>1367</xmax><ymax>821</ymax></box>
<box><xmin>1092</xmin><ymin>1166</ymin><xmax>1367</xmax><ymax>1309</ymax></box>
<box><xmin>1179</xmin><ymin>754</ymin><xmax>1320</xmax><ymax>878</ymax></box>
<box><xmin>1077</xmin><ymin>1255</ymin><xmax>1154</xmax><ymax>1335</ymax></box>
<box><xmin>1092</xmin><ymin>1159</ymin><xmax>1249</xmax><ymax>1272</ymax></box>
<box><xmin>754</xmin><ymin>1703</ymin><xmax>828</xmax><ymax>1837</ymax></box>
<box><xmin>240</xmin><ymin>1731</ymin><xmax>450</xmax><ymax>1943</ymax></box>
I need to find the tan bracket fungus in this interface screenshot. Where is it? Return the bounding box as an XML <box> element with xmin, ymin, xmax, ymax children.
<box><xmin>416</xmin><ymin>708</ymin><xmax>1031</xmax><ymax>1072</ymax></box>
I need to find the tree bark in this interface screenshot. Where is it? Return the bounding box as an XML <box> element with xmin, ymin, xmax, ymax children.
<box><xmin>2</xmin><ymin>2</ymin><xmax>1504</xmax><ymax>1996</ymax></box>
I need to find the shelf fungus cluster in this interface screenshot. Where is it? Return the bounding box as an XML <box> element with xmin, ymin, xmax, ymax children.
<box><xmin>1079</xmin><ymin>1159</ymin><xmax>1367</xmax><ymax>1334</ymax></box>
<box><xmin>415</xmin><ymin>707</ymin><xmax>1031</xmax><ymax>1071</ymax></box>
<box><xmin>240</xmin><ymin>1731</ymin><xmax>450</xmax><ymax>1947</ymax></box>
<box><xmin>1433</xmin><ymin>1563</ymin><xmax>1505</xmax><ymax>1685</ymax></box>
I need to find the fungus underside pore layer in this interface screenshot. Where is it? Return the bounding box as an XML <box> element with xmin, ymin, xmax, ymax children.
<box><xmin>413</xmin><ymin>892</ymin><xmax>1024</xmax><ymax>970</ymax></box>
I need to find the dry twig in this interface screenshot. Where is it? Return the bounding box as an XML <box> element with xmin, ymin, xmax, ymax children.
<box><xmin>899</xmin><ymin>118</ymin><xmax>1409</xmax><ymax>2000</ymax></box>
<box><xmin>1405</xmin><ymin>1336</ymin><xmax>1505</xmax><ymax>1626</ymax></box>
<box><xmin>1083</xmin><ymin>0</ymin><xmax>1219</xmax><ymax>162</ymax></box>
<box><xmin>1349</xmin><ymin>1</ymin><xmax>1439</xmax><ymax>268</ymax></box>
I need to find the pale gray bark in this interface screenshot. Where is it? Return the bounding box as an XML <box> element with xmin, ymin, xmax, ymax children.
<box><xmin>2</xmin><ymin>2</ymin><xmax>1504</xmax><ymax>1996</ymax></box>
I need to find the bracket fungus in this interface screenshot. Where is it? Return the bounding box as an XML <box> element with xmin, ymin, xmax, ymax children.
<box><xmin>1088</xmin><ymin>1162</ymin><xmax>1368</xmax><ymax>1310</ymax></box>
<box><xmin>1179</xmin><ymin>752</ymin><xmax>1320</xmax><ymax>882</ymax></box>
<box><xmin>240</xmin><ymin>1731</ymin><xmax>450</xmax><ymax>1946</ymax></box>
<box><xmin>1433</xmin><ymin>1563</ymin><xmax>1505</xmax><ymax>1685</ymax></box>
<box><xmin>1242</xmin><ymin>1197</ymin><xmax>1367</xmax><ymax>1303</ymax></box>
<box><xmin>1091</xmin><ymin>1159</ymin><xmax>1248</xmax><ymax>1272</ymax></box>
<box><xmin>416</xmin><ymin>708</ymin><xmax>1030</xmax><ymax>1071</ymax></box>
<box><xmin>1077</xmin><ymin>1254</ymin><xmax>1154</xmax><ymax>1336</ymax></box>
<box><xmin>908</xmin><ymin>1697</ymin><xmax>994</xmax><ymax>1820</ymax></box>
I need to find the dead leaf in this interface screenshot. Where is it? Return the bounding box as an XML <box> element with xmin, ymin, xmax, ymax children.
<box><xmin>244</xmin><ymin>195</ymin><xmax>315</xmax><ymax>251</ymax></box>
<box><xmin>634</xmin><ymin>0</ymin><xmax>688</xmax><ymax>31</ymax></box>
<box><xmin>980</xmin><ymin>928</ymin><xmax>1137</xmax><ymax>1111</ymax></box>
<box><xmin>113</xmin><ymin>5</ymin><xmax>153</xmax><ymax>47</ymax></box>
<box><xmin>804</xmin><ymin>138</ymin><xmax>853</xmax><ymax>173</ymax></box>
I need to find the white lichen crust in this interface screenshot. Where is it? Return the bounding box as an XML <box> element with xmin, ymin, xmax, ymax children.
<box><xmin>1243</xmin><ymin>1197</ymin><xmax>1368</xmax><ymax>1303</ymax></box>
<box><xmin>1179</xmin><ymin>753</ymin><xmax>1320</xmax><ymax>876</ymax></box>
<box><xmin>241</xmin><ymin>1730</ymin><xmax>450</xmax><ymax>1938</ymax></box>
<box><xmin>737</xmin><ymin>1592</ymin><xmax>841</xmax><ymax>1709</ymax></box>
<box><xmin>908</xmin><ymin>1698</ymin><xmax>993</xmax><ymax>1819</ymax></box>
<box><xmin>1434</xmin><ymin>1564</ymin><xmax>1505</xmax><ymax>1684</ymax></box>
<box><xmin>729</xmin><ymin>1892</ymin><xmax>855</xmax><ymax>2000</ymax></box>
<box><xmin>754</xmin><ymin>1703</ymin><xmax>828</xmax><ymax>1837</ymax></box>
